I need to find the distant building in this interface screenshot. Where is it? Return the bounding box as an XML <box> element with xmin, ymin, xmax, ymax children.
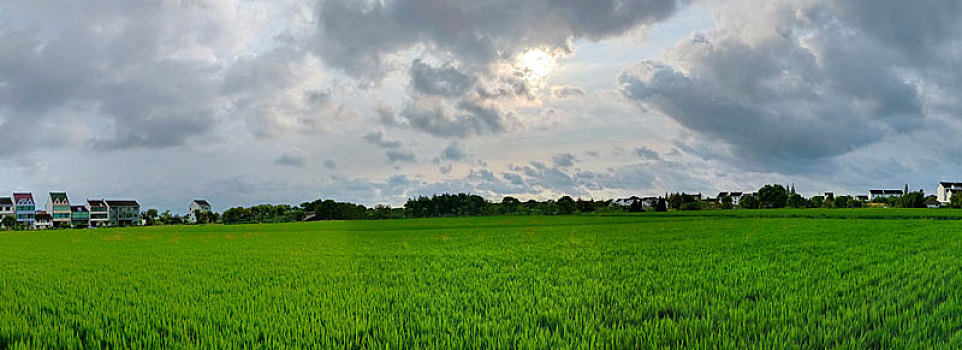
<box><xmin>612</xmin><ymin>196</ymin><xmax>659</xmax><ymax>210</ymax></box>
<box><xmin>47</xmin><ymin>192</ymin><xmax>71</xmax><ymax>228</ymax></box>
<box><xmin>937</xmin><ymin>182</ymin><xmax>962</xmax><ymax>204</ymax></box>
<box><xmin>717</xmin><ymin>192</ymin><xmax>756</xmax><ymax>206</ymax></box>
<box><xmin>926</xmin><ymin>200</ymin><xmax>942</xmax><ymax>209</ymax></box>
<box><xmin>13</xmin><ymin>192</ymin><xmax>35</xmax><ymax>228</ymax></box>
<box><xmin>86</xmin><ymin>199</ymin><xmax>110</xmax><ymax>227</ymax></box>
<box><xmin>188</xmin><ymin>199</ymin><xmax>212</xmax><ymax>223</ymax></box>
<box><xmin>855</xmin><ymin>195</ymin><xmax>869</xmax><ymax>202</ymax></box>
<box><xmin>71</xmin><ymin>205</ymin><xmax>90</xmax><ymax>227</ymax></box>
<box><xmin>869</xmin><ymin>189</ymin><xmax>903</xmax><ymax>201</ymax></box>
<box><xmin>34</xmin><ymin>211</ymin><xmax>52</xmax><ymax>230</ymax></box>
<box><xmin>0</xmin><ymin>197</ymin><xmax>13</xmax><ymax>225</ymax></box>
<box><xmin>613</xmin><ymin>196</ymin><xmax>640</xmax><ymax>207</ymax></box>
<box><xmin>106</xmin><ymin>200</ymin><xmax>140</xmax><ymax>226</ymax></box>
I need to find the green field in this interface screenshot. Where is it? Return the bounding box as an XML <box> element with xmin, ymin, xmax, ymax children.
<box><xmin>3</xmin><ymin>211</ymin><xmax>962</xmax><ymax>348</ymax></box>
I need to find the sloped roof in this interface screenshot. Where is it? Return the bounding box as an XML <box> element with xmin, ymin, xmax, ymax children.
<box><xmin>106</xmin><ymin>200</ymin><xmax>139</xmax><ymax>207</ymax></box>
<box><xmin>718</xmin><ymin>192</ymin><xmax>744</xmax><ymax>197</ymax></box>
<box><xmin>49</xmin><ymin>192</ymin><xmax>68</xmax><ymax>203</ymax></box>
<box><xmin>87</xmin><ymin>199</ymin><xmax>107</xmax><ymax>207</ymax></box>
<box><xmin>0</xmin><ymin>197</ymin><xmax>12</xmax><ymax>205</ymax></box>
<box><xmin>13</xmin><ymin>193</ymin><xmax>33</xmax><ymax>203</ymax></box>
<box><xmin>869</xmin><ymin>189</ymin><xmax>903</xmax><ymax>195</ymax></box>
<box><xmin>193</xmin><ymin>199</ymin><xmax>211</xmax><ymax>207</ymax></box>
<box><xmin>940</xmin><ymin>182</ymin><xmax>962</xmax><ymax>187</ymax></box>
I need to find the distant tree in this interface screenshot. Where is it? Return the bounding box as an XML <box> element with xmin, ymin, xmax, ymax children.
<box><xmin>194</xmin><ymin>210</ymin><xmax>216</xmax><ymax>224</ymax></box>
<box><xmin>787</xmin><ymin>193</ymin><xmax>808</xmax><ymax>208</ymax></box>
<box><xmin>720</xmin><ymin>196</ymin><xmax>734</xmax><ymax>209</ymax></box>
<box><xmin>557</xmin><ymin>196</ymin><xmax>576</xmax><ymax>215</ymax></box>
<box><xmin>834</xmin><ymin>195</ymin><xmax>852</xmax><ymax>208</ymax></box>
<box><xmin>758</xmin><ymin>184</ymin><xmax>789</xmax><ymax>209</ymax></box>
<box><xmin>739</xmin><ymin>195</ymin><xmax>759</xmax><ymax>209</ymax></box>
<box><xmin>668</xmin><ymin>193</ymin><xmax>683</xmax><ymax>211</ymax></box>
<box><xmin>143</xmin><ymin>209</ymin><xmax>159</xmax><ymax>226</ymax></box>
<box><xmin>821</xmin><ymin>193</ymin><xmax>835</xmax><ymax>208</ymax></box>
<box><xmin>901</xmin><ymin>190</ymin><xmax>926</xmax><ymax>208</ymax></box>
<box><xmin>1</xmin><ymin>216</ymin><xmax>15</xmax><ymax>229</ymax></box>
<box><xmin>575</xmin><ymin>199</ymin><xmax>597</xmax><ymax>213</ymax></box>
<box><xmin>808</xmin><ymin>196</ymin><xmax>824</xmax><ymax>208</ymax></box>
<box><xmin>500</xmin><ymin>197</ymin><xmax>521</xmax><ymax>215</ymax></box>
<box><xmin>628</xmin><ymin>200</ymin><xmax>644</xmax><ymax>213</ymax></box>
<box><xmin>951</xmin><ymin>192</ymin><xmax>962</xmax><ymax>209</ymax></box>
<box><xmin>681</xmin><ymin>202</ymin><xmax>702</xmax><ymax>211</ymax></box>
<box><xmin>667</xmin><ymin>193</ymin><xmax>697</xmax><ymax>210</ymax></box>
<box><xmin>655</xmin><ymin>197</ymin><xmax>668</xmax><ymax>212</ymax></box>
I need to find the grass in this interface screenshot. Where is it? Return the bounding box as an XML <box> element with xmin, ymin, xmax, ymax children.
<box><xmin>2</xmin><ymin>210</ymin><xmax>962</xmax><ymax>348</ymax></box>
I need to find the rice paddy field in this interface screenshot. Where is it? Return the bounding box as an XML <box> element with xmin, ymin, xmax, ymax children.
<box><xmin>3</xmin><ymin>210</ymin><xmax>962</xmax><ymax>348</ymax></box>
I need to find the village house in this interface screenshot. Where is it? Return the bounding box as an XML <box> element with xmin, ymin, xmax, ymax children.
<box><xmin>106</xmin><ymin>199</ymin><xmax>141</xmax><ymax>227</ymax></box>
<box><xmin>937</xmin><ymin>182</ymin><xmax>962</xmax><ymax>205</ymax></box>
<box><xmin>71</xmin><ymin>205</ymin><xmax>90</xmax><ymax>227</ymax></box>
<box><xmin>0</xmin><ymin>197</ymin><xmax>13</xmax><ymax>223</ymax></box>
<box><xmin>187</xmin><ymin>199</ymin><xmax>212</xmax><ymax>223</ymax></box>
<box><xmin>613</xmin><ymin>196</ymin><xmax>660</xmax><ymax>210</ymax></box>
<box><xmin>717</xmin><ymin>192</ymin><xmax>757</xmax><ymax>206</ymax></box>
<box><xmin>86</xmin><ymin>199</ymin><xmax>110</xmax><ymax>227</ymax></box>
<box><xmin>13</xmin><ymin>192</ymin><xmax>35</xmax><ymax>228</ymax></box>
<box><xmin>34</xmin><ymin>211</ymin><xmax>52</xmax><ymax>230</ymax></box>
<box><xmin>46</xmin><ymin>192</ymin><xmax>71</xmax><ymax>228</ymax></box>
<box><xmin>869</xmin><ymin>189</ymin><xmax>904</xmax><ymax>201</ymax></box>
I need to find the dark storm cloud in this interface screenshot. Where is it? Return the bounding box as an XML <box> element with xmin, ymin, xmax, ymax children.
<box><xmin>397</xmin><ymin>97</ymin><xmax>514</xmax><ymax>138</ymax></box>
<box><xmin>617</xmin><ymin>0</ymin><xmax>962</xmax><ymax>172</ymax></box>
<box><xmin>0</xmin><ymin>1</ymin><xmax>234</xmax><ymax>154</ymax></box>
<box><xmin>410</xmin><ymin>59</ymin><xmax>477</xmax><ymax>97</ymax></box>
<box><xmin>314</xmin><ymin>0</ymin><xmax>687</xmax><ymax>83</ymax></box>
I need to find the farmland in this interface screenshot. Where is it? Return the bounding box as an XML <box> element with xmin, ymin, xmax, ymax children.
<box><xmin>3</xmin><ymin>211</ymin><xmax>962</xmax><ymax>348</ymax></box>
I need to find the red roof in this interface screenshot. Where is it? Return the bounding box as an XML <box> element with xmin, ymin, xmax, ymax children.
<box><xmin>13</xmin><ymin>192</ymin><xmax>33</xmax><ymax>204</ymax></box>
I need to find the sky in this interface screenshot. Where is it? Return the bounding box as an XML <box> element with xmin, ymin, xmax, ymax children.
<box><xmin>1</xmin><ymin>0</ymin><xmax>960</xmax><ymax>213</ymax></box>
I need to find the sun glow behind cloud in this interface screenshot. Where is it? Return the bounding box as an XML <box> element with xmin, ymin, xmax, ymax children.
<box><xmin>517</xmin><ymin>49</ymin><xmax>556</xmax><ymax>89</ymax></box>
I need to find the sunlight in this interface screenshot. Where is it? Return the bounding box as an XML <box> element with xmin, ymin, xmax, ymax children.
<box><xmin>519</xmin><ymin>49</ymin><xmax>555</xmax><ymax>79</ymax></box>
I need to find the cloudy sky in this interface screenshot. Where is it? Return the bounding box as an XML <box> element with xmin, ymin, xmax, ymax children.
<box><xmin>1</xmin><ymin>0</ymin><xmax>960</xmax><ymax>213</ymax></box>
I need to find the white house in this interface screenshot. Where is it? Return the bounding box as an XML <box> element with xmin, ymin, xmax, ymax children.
<box><xmin>188</xmin><ymin>199</ymin><xmax>212</xmax><ymax>223</ymax></box>
<box><xmin>34</xmin><ymin>211</ymin><xmax>52</xmax><ymax>230</ymax></box>
<box><xmin>717</xmin><ymin>192</ymin><xmax>756</xmax><ymax>206</ymax></box>
<box><xmin>86</xmin><ymin>199</ymin><xmax>110</xmax><ymax>227</ymax></box>
<box><xmin>613</xmin><ymin>196</ymin><xmax>641</xmax><ymax>207</ymax></box>
<box><xmin>613</xmin><ymin>196</ymin><xmax>659</xmax><ymax>209</ymax></box>
<box><xmin>0</xmin><ymin>197</ymin><xmax>13</xmax><ymax>227</ymax></box>
<box><xmin>937</xmin><ymin>182</ymin><xmax>962</xmax><ymax>204</ymax></box>
<box><xmin>869</xmin><ymin>189</ymin><xmax>903</xmax><ymax>201</ymax></box>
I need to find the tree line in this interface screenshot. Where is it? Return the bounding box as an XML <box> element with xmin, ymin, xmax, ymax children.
<box><xmin>5</xmin><ymin>184</ymin><xmax>953</xmax><ymax>230</ymax></box>
<box><xmin>212</xmin><ymin>194</ymin><xmax>623</xmax><ymax>224</ymax></box>
<box><xmin>665</xmin><ymin>184</ymin><xmax>934</xmax><ymax>211</ymax></box>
